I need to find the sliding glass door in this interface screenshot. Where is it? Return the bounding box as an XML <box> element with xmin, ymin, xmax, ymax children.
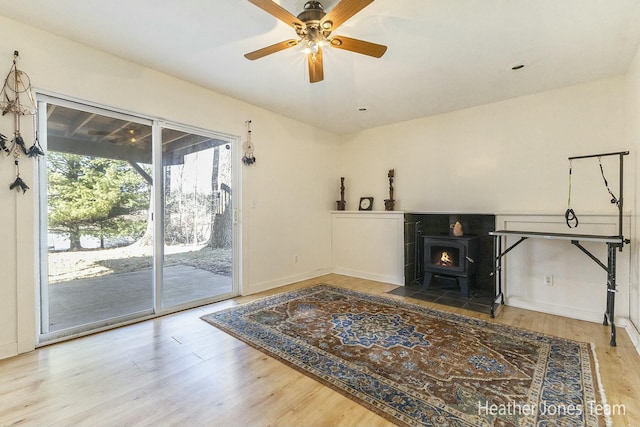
<box><xmin>160</xmin><ymin>125</ymin><xmax>234</xmax><ymax>308</ymax></box>
<box><xmin>39</xmin><ymin>99</ymin><xmax>154</xmax><ymax>336</ymax></box>
<box><xmin>38</xmin><ymin>96</ymin><xmax>237</xmax><ymax>341</ymax></box>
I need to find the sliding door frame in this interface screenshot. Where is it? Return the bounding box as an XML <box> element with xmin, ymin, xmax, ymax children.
<box><xmin>35</xmin><ymin>92</ymin><xmax>241</xmax><ymax>344</ymax></box>
<box><xmin>154</xmin><ymin>120</ymin><xmax>240</xmax><ymax>315</ymax></box>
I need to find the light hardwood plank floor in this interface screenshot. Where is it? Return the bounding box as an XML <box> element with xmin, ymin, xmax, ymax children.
<box><xmin>0</xmin><ymin>274</ymin><xmax>638</xmax><ymax>426</ymax></box>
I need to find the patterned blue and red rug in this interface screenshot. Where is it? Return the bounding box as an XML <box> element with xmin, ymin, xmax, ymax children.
<box><xmin>202</xmin><ymin>285</ymin><xmax>608</xmax><ymax>427</ymax></box>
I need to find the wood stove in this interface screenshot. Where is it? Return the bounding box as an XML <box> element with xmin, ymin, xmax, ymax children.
<box><xmin>422</xmin><ymin>235</ymin><xmax>479</xmax><ymax>297</ymax></box>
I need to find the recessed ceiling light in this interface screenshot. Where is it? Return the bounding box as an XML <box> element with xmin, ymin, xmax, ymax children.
<box><xmin>511</xmin><ymin>64</ymin><xmax>525</xmax><ymax>70</ymax></box>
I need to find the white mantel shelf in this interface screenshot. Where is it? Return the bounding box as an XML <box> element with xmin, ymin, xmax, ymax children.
<box><xmin>331</xmin><ymin>211</ymin><xmax>405</xmax><ymax>214</ymax></box>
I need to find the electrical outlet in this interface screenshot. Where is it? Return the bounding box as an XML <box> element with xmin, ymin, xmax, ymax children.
<box><xmin>294</xmin><ymin>255</ymin><xmax>298</xmax><ymax>263</ymax></box>
<box><xmin>544</xmin><ymin>275</ymin><xmax>553</xmax><ymax>286</ymax></box>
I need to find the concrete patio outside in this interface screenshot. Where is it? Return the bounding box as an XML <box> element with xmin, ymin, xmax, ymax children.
<box><xmin>47</xmin><ymin>264</ymin><xmax>233</xmax><ymax>332</ymax></box>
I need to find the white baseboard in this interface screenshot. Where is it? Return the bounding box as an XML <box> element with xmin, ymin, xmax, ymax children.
<box><xmin>626</xmin><ymin>321</ymin><xmax>640</xmax><ymax>356</ymax></box>
<box><xmin>0</xmin><ymin>342</ymin><xmax>18</xmax><ymax>361</ymax></box>
<box><xmin>332</xmin><ymin>267</ymin><xmax>404</xmax><ymax>286</ymax></box>
<box><xmin>242</xmin><ymin>267</ymin><xmax>403</xmax><ymax>297</ymax></box>
<box><xmin>242</xmin><ymin>268</ymin><xmax>333</xmax><ymax>295</ymax></box>
<box><xmin>506</xmin><ymin>296</ymin><xmax>629</xmax><ymax>327</ymax></box>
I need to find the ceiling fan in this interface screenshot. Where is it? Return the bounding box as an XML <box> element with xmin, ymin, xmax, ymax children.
<box><xmin>88</xmin><ymin>123</ymin><xmax>143</xmax><ymax>145</ymax></box>
<box><xmin>245</xmin><ymin>0</ymin><xmax>387</xmax><ymax>83</ymax></box>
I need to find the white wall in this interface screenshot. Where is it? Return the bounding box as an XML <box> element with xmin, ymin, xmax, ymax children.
<box><xmin>627</xmin><ymin>41</ymin><xmax>640</xmax><ymax>349</ymax></box>
<box><xmin>1</xmin><ymin>13</ymin><xmax>639</xmax><ymax>360</ymax></box>
<box><xmin>338</xmin><ymin>76</ymin><xmax>634</xmax><ymax>326</ymax></box>
<box><xmin>0</xmin><ymin>16</ymin><xmax>339</xmax><ymax>359</ymax></box>
<box><xmin>338</xmin><ymin>77</ymin><xmax>629</xmax><ymax>214</ymax></box>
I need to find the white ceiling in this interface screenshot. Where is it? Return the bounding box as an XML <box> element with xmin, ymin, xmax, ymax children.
<box><xmin>1</xmin><ymin>0</ymin><xmax>640</xmax><ymax>135</ymax></box>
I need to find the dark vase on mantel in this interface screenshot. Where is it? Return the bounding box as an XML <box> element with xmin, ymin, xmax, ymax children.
<box><xmin>336</xmin><ymin>177</ymin><xmax>346</xmax><ymax>210</ymax></box>
<box><xmin>385</xmin><ymin>169</ymin><xmax>395</xmax><ymax>211</ymax></box>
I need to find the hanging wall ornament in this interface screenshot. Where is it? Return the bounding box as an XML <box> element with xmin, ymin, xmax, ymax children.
<box><xmin>0</xmin><ymin>51</ymin><xmax>42</xmax><ymax>193</ymax></box>
<box><xmin>0</xmin><ymin>51</ymin><xmax>37</xmax><ymax>116</ymax></box>
<box><xmin>242</xmin><ymin>120</ymin><xmax>256</xmax><ymax>165</ymax></box>
<box><xmin>27</xmin><ymin>130</ymin><xmax>44</xmax><ymax>158</ymax></box>
<box><xmin>0</xmin><ymin>131</ymin><xmax>9</xmax><ymax>154</ymax></box>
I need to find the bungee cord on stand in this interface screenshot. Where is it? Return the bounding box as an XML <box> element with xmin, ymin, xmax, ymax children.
<box><xmin>0</xmin><ymin>50</ymin><xmax>43</xmax><ymax>193</ymax></box>
<box><xmin>598</xmin><ymin>156</ymin><xmax>619</xmax><ymax>208</ymax></box>
<box><xmin>565</xmin><ymin>151</ymin><xmax>628</xmax><ymax>242</ymax></box>
<box><xmin>565</xmin><ymin>152</ymin><xmax>624</xmax><ymax>231</ymax></box>
<box><xmin>565</xmin><ymin>159</ymin><xmax>578</xmax><ymax>228</ymax></box>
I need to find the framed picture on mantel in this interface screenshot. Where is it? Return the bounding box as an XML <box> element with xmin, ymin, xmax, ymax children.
<box><xmin>359</xmin><ymin>197</ymin><xmax>373</xmax><ymax>211</ymax></box>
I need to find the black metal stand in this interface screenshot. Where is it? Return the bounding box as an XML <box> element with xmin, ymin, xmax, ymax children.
<box><xmin>422</xmin><ymin>272</ymin><xmax>469</xmax><ymax>298</ymax></box>
<box><xmin>489</xmin><ymin>235</ymin><xmax>512</xmax><ymax>318</ymax></box>
<box><xmin>488</xmin><ymin>151</ymin><xmax>629</xmax><ymax>346</ymax></box>
<box><xmin>568</xmin><ymin>151</ymin><xmax>628</xmax><ymax>243</ymax></box>
<box><xmin>491</xmin><ymin>232</ymin><xmax>623</xmax><ymax>346</ymax></box>
<box><xmin>604</xmin><ymin>242</ymin><xmax>620</xmax><ymax>346</ymax></box>
<box><xmin>570</xmin><ymin>239</ymin><xmax>621</xmax><ymax>346</ymax></box>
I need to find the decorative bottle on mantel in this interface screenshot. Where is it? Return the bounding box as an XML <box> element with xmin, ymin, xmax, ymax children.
<box><xmin>336</xmin><ymin>177</ymin><xmax>346</xmax><ymax>210</ymax></box>
<box><xmin>452</xmin><ymin>221</ymin><xmax>463</xmax><ymax>237</ymax></box>
<box><xmin>384</xmin><ymin>169</ymin><xmax>395</xmax><ymax>211</ymax></box>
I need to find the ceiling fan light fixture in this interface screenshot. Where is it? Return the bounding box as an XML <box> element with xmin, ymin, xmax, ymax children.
<box><xmin>245</xmin><ymin>0</ymin><xmax>387</xmax><ymax>83</ymax></box>
<box><xmin>307</xmin><ymin>40</ymin><xmax>319</xmax><ymax>54</ymax></box>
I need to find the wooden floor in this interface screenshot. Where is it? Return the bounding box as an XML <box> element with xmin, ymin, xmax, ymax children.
<box><xmin>1</xmin><ymin>274</ymin><xmax>639</xmax><ymax>426</ymax></box>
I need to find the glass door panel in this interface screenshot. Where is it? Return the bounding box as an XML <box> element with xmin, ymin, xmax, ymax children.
<box><xmin>38</xmin><ymin>96</ymin><xmax>238</xmax><ymax>342</ymax></box>
<box><xmin>40</xmin><ymin>99</ymin><xmax>153</xmax><ymax>337</ymax></box>
<box><xmin>161</xmin><ymin>126</ymin><xmax>233</xmax><ymax>307</ymax></box>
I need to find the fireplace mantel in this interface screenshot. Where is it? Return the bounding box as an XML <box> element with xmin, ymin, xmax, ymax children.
<box><xmin>331</xmin><ymin>211</ymin><xmax>405</xmax><ymax>285</ymax></box>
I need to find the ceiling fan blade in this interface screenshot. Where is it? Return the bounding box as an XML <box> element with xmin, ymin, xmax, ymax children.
<box><xmin>329</xmin><ymin>36</ymin><xmax>387</xmax><ymax>58</ymax></box>
<box><xmin>308</xmin><ymin>49</ymin><xmax>324</xmax><ymax>83</ymax></box>
<box><xmin>247</xmin><ymin>0</ymin><xmax>304</xmax><ymax>29</ymax></box>
<box><xmin>244</xmin><ymin>39</ymin><xmax>300</xmax><ymax>60</ymax></box>
<box><xmin>321</xmin><ymin>0</ymin><xmax>374</xmax><ymax>32</ymax></box>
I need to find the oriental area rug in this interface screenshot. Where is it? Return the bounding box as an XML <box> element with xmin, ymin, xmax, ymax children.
<box><xmin>201</xmin><ymin>285</ymin><xmax>609</xmax><ymax>427</ymax></box>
